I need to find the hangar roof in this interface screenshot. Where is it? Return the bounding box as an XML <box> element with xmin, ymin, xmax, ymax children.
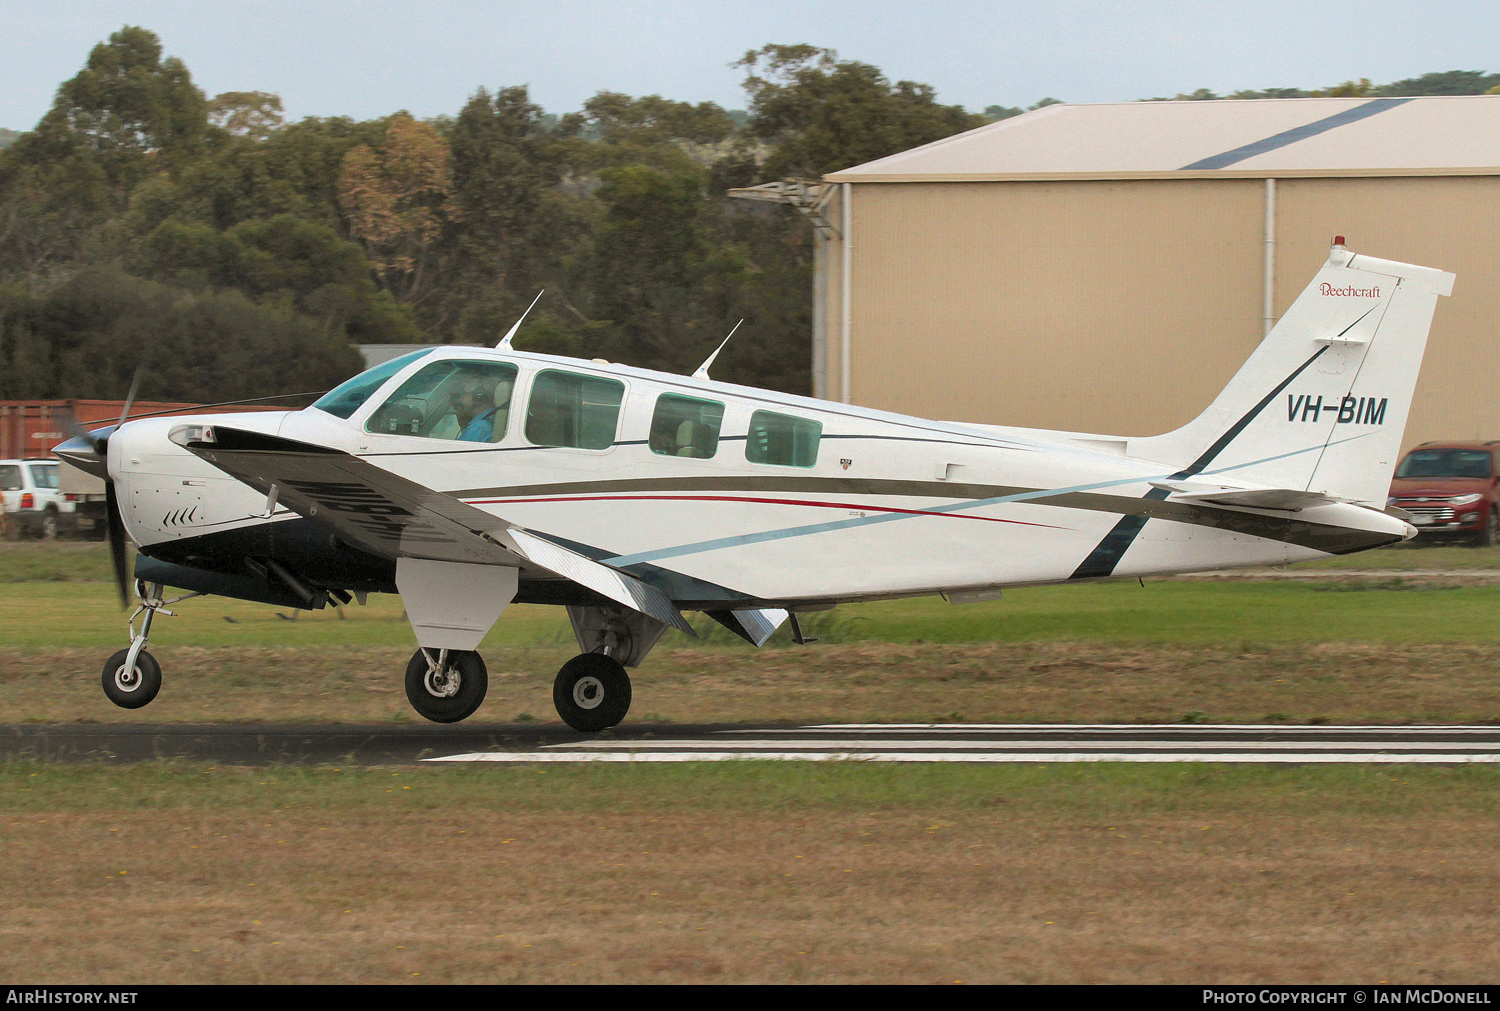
<box><xmin>823</xmin><ymin>95</ymin><xmax>1500</xmax><ymax>182</ymax></box>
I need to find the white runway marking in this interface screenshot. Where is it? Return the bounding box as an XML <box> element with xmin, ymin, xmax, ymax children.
<box><xmin>424</xmin><ymin>724</ymin><xmax>1500</xmax><ymax>764</ymax></box>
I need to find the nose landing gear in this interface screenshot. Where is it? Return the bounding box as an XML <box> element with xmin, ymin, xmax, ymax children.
<box><xmin>100</xmin><ymin>580</ymin><xmax>202</xmax><ymax>710</ymax></box>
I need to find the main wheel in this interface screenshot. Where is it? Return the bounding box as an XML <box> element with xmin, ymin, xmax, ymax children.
<box><xmin>101</xmin><ymin>648</ymin><xmax>162</xmax><ymax>709</ymax></box>
<box><xmin>404</xmin><ymin>649</ymin><xmax>488</xmax><ymax>723</ymax></box>
<box><xmin>553</xmin><ymin>653</ymin><xmax>631</xmax><ymax>732</ymax></box>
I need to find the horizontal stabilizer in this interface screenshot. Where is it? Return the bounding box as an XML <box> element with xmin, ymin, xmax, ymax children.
<box><xmin>1151</xmin><ymin>479</ymin><xmax>1342</xmax><ymax>511</ymax></box>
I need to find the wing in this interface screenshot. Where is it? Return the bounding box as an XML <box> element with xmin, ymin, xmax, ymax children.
<box><xmin>178</xmin><ymin>426</ymin><xmax>694</xmax><ymax>634</ymax></box>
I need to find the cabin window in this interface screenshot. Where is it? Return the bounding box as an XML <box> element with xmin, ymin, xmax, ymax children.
<box><xmin>313</xmin><ymin>349</ymin><xmax>433</xmax><ymax>420</ymax></box>
<box><xmin>746</xmin><ymin>410</ymin><xmax>821</xmax><ymax>467</ymax></box>
<box><xmin>649</xmin><ymin>394</ymin><xmax>724</xmax><ymax>459</ymax></box>
<box><xmin>365</xmin><ymin>360</ymin><xmax>519</xmax><ymax>442</ymax></box>
<box><xmin>525</xmin><ymin>370</ymin><xmax>625</xmax><ymax>450</ymax></box>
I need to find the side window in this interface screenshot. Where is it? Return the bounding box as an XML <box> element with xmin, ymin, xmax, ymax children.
<box><xmin>27</xmin><ymin>465</ymin><xmax>59</xmax><ymax>490</ymax></box>
<box><xmin>650</xmin><ymin>394</ymin><xmax>724</xmax><ymax>459</ymax></box>
<box><xmin>526</xmin><ymin>371</ymin><xmax>625</xmax><ymax>450</ymax></box>
<box><xmin>365</xmin><ymin>360</ymin><xmax>519</xmax><ymax>442</ymax></box>
<box><xmin>0</xmin><ymin>466</ymin><xmax>20</xmax><ymax>491</ymax></box>
<box><xmin>746</xmin><ymin>410</ymin><xmax>821</xmax><ymax>467</ymax></box>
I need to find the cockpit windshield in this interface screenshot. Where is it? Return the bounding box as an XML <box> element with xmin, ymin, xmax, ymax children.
<box><xmin>311</xmin><ymin>350</ymin><xmax>433</xmax><ymax>419</ymax></box>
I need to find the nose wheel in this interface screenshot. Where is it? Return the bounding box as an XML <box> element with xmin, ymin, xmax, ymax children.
<box><xmin>101</xmin><ymin>647</ymin><xmax>161</xmax><ymax>709</ymax></box>
<box><xmin>553</xmin><ymin>652</ymin><xmax>632</xmax><ymax>732</ymax></box>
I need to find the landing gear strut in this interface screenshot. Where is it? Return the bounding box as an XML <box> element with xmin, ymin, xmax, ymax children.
<box><xmin>553</xmin><ymin>652</ymin><xmax>631</xmax><ymax>732</ymax></box>
<box><xmin>404</xmin><ymin>648</ymin><xmax>488</xmax><ymax>723</ymax></box>
<box><xmin>100</xmin><ymin>580</ymin><xmax>201</xmax><ymax>710</ymax></box>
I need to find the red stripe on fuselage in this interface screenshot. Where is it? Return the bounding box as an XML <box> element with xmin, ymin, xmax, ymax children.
<box><xmin>463</xmin><ymin>493</ymin><xmax>1064</xmax><ymax>529</ymax></box>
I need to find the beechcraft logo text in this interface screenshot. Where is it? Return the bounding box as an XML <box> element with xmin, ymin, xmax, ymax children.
<box><xmin>1321</xmin><ymin>282</ymin><xmax>1382</xmax><ymax>297</ymax></box>
<box><xmin>1288</xmin><ymin>394</ymin><xmax>1388</xmax><ymax>425</ymax></box>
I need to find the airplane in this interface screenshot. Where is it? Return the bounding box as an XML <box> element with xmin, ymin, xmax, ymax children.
<box><xmin>54</xmin><ymin>238</ymin><xmax>1454</xmax><ymax>731</ymax></box>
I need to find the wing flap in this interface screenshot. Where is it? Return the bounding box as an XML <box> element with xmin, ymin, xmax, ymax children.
<box><xmin>501</xmin><ymin>528</ymin><xmax>695</xmax><ymax>635</ymax></box>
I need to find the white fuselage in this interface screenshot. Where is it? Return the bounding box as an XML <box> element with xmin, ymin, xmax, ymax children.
<box><xmin>107</xmin><ymin>347</ymin><xmax>1409</xmax><ymax>608</ymax></box>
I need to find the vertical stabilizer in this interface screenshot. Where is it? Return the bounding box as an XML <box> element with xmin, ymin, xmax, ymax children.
<box><xmin>1129</xmin><ymin>241</ymin><xmax>1454</xmax><ymax>505</ymax></box>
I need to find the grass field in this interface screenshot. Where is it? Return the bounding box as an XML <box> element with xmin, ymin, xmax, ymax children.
<box><xmin>3</xmin><ymin>541</ymin><xmax>1500</xmax><ymax>725</ymax></box>
<box><xmin>6</xmin><ymin>762</ymin><xmax>1500</xmax><ymax>984</ymax></box>
<box><xmin>6</xmin><ymin>541</ymin><xmax>1500</xmax><ymax>983</ymax></box>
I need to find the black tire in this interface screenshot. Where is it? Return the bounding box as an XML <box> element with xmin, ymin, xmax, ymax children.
<box><xmin>553</xmin><ymin>653</ymin><xmax>631</xmax><ymax>732</ymax></box>
<box><xmin>404</xmin><ymin>649</ymin><xmax>488</xmax><ymax>723</ymax></box>
<box><xmin>101</xmin><ymin>648</ymin><xmax>162</xmax><ymax>709</ymax></box>
<box><xmin>1478</xmin><ymin>509</ymin><xmax>1499</xmax><ymax>548</ymax></box>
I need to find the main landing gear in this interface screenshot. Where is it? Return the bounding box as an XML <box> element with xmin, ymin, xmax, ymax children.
<box><xmin>100</xmin><ymin>581</ymin><xmax>201</xmax><ymax>710</ymax></box>
<box><xmin>553</xmin><ymin>652</ymin><xmax>631</xmax><ymax>732</ymax></box>
<box><xmin>401</xmin><ymin>647</ymin><xmax>633</xmax><ymax>731</ymax></box>
<box><xmin>404</xmin><ymin>649</ymin><xmax>489</xmax><ymax>723</ymax></box>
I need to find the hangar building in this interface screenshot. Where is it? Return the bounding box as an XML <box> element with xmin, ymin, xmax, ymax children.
<box><xmin>741</xmin><ymin>96</ymin><xmax>1500</xmax><ymax>450</ymax></box>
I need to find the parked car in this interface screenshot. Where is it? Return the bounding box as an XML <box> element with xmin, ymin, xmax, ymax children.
<box><xmin>1387</xmin><ymin>441</ymin><xmax>1500</xmax><ymax>546</ymax></box>
<box><xmin>0</xmin><ymin>458</ymin><xmax>76</xmax><ymax>539</ymax></box>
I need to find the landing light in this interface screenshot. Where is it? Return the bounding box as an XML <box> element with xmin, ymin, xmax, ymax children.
<box><xmin>168</xmin><ymin>425</ymin><xmax>214</xmax><ymax>448</ymax></box>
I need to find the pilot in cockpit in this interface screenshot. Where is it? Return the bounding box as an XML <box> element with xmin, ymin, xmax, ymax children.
<box><xmin>458</xmin><ymin>377</ymin><xmax>513</xmax><ymax>442</ymax></box>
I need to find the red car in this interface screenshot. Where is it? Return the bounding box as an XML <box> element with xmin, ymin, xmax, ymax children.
<box><xmin>1387</xmin><ymin>441</ymin><xmax>1500</xmax><ymax>546</ymax></box>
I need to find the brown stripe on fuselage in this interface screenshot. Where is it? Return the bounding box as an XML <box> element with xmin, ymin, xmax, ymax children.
<box><xmin>451</xmin><ymin>475</ymin><xmax>1397</xmax><ymax>556</ymax></box>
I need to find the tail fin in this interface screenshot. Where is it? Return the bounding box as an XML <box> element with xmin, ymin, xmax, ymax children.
<box><xmin>1129</xmin><ymin>240</ymin><xmax>1455</xmax><ymax>505</ymax></box>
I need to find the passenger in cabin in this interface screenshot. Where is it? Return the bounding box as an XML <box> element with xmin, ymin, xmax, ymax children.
<box><xmin>459</xmin><ymin>378</ymin><xmax>513</xmax><ymax>442</ymax></box>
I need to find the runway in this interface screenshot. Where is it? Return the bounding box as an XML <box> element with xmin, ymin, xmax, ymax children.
<box><xmin>7</xmin><ymin>723</ymin><xmax>1500</xmax><ymax>765</ymax></box>
<box><xmin>429</xmin><ymin>724</ymin><xmax>1500</xmax><ymax>763</ymax></box>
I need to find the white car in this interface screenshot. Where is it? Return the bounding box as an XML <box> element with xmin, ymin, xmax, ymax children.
<box><xmin>0</xmin><ymin>459</ymin><xmax>75</xmax><ymax>539</ymax></box>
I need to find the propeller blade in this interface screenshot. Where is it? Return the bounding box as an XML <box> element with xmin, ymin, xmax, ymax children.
<box><xmin>103</xmin><ymin>479</ymin><xmax>130</xmax><ymax>608</ymax></box>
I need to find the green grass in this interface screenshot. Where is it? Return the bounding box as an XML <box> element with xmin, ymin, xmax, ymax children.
<box><xmin>1295</xmin><ymin>541</ymin><xmax>1500</xmax><ymax>570</ymax></box>
<box><xmin>9</xmin><ymin>760</ymin><xmax>1500</xmax><ymax>816</ymax></box>
<box><xmin>4</xmin><ymin>578</ymin><xmax>1499</xmax><ymax>650</ymax></box>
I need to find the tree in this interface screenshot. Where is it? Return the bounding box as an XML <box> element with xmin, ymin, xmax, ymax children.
<box><xmin>1378</xmin><ymin>70</ymin><xmax>1500</xmax><ymax>96</ymax></box>
<box><xmin>337</xmin><ymin>113</ymin><xmax>456</xmax><ymax>304</ymax></box>
<box><xmin>1321</xmin><ymin>78</ymin><xmax>1375</xmax><ymax>98</ymax></box>
<box><xmin>984</xmin><ymin>105</ymin><xmax>1023</xmax><ymax>121</ymax></box>
<box><xmin>9</xmin><ymin>267</ymin><xmax>363</xmax><ymax>401</ymax></box>
<box><xmin>207</xmin><ymin>91</ymin><xmax>285</xmax><ymax>140</ymax></box>
<box><xmin>737</xmin><ymin>44</ymin><xmax>986</xmax><ymax>178</ymax></box>
<box><xmin>16</xmin><ymin>26</ymin><xmax>208</xmax><ymax>191</ymax></box>
<box><xmin>431</xmin><ymin>86</ymin><xmax>589</xmax><ymax>342</ymax></box>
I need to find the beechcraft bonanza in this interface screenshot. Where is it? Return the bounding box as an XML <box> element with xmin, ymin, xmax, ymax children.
<box><xmin>55</xmin><ymin>240</ymin><xmax>1454</xmax><ymax>730</ymax></box>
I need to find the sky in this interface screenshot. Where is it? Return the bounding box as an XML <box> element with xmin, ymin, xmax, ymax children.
<box><xmin>3</xmin><ymin>0</ymin><xmax>1499</xmax><ymax>131</ymax></box>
